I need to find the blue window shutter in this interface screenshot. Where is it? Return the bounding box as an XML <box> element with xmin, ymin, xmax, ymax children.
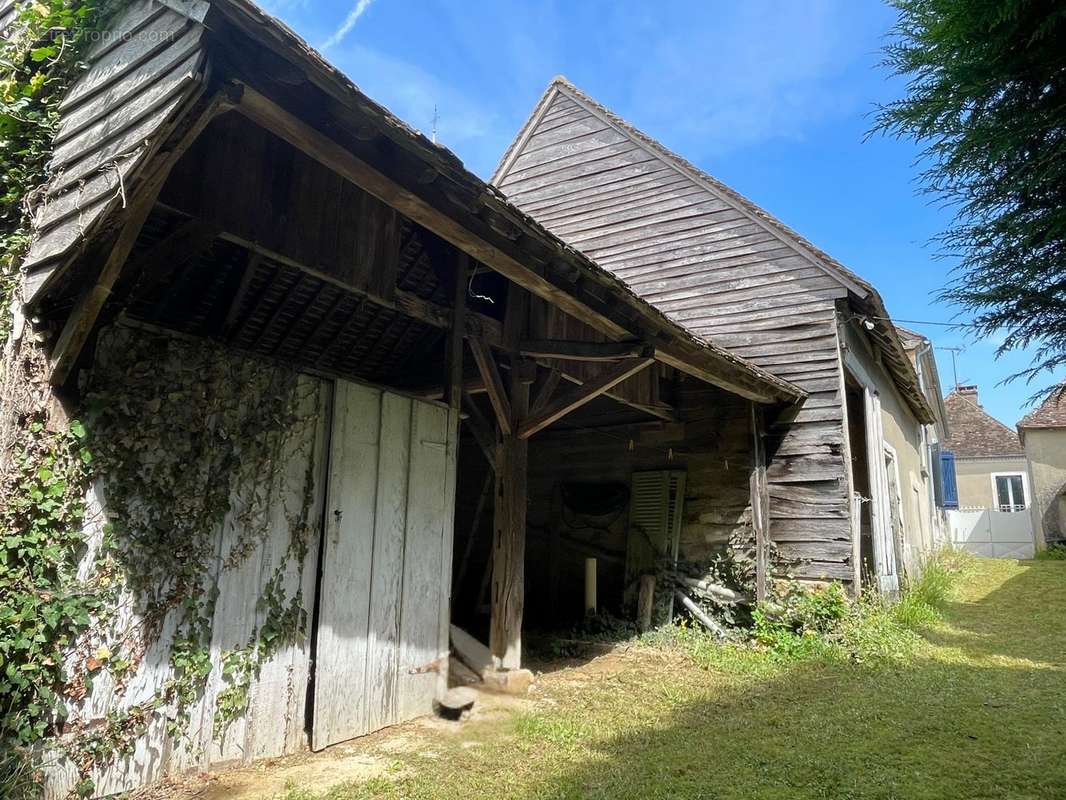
<box><xmin>940</xmin><ymin>450</ymin><xmax>959</xmax><ymax>509</ymax></box>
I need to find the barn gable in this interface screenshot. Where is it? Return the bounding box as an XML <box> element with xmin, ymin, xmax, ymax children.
<box><xmin>493</xmin><ymin>77</ymin><xmax>935</xmax><ymax>583</ymax></box>
<box><xmin>493</xmin><ymin>77</ymin><xmax>931</xmax><ymax>424</ymax></box>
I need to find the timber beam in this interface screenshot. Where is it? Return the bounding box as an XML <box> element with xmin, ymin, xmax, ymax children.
<box><xmin>517</xmin><ymin>356</ymin><xmax>655</xmax><ymax>439</ymax></box>
<box><xmin>469</xmin><ymin>338</ymin><xmax>512</xmax><ymax>436</ymax></box>
<box><xmin>519</xmin><ymin>338</ymin><xmax>649</xmax><ymax>362</ymax></box>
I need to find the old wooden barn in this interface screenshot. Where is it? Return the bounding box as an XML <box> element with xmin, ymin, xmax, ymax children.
<box><xmin>6</xmin><ymin>2</ymin><xmax>812</xmax><ymax>795</ymax></box>
<box><xmin>493</xmin><ymin>77</ymin><xmax>946</xmax><ymax>594</ymax></box>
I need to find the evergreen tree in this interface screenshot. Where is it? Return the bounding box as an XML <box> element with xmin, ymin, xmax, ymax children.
<box><xmin>875</xmin><ymin>0</ymin><xmax>1066</xmax><ymax>395</ymax></box>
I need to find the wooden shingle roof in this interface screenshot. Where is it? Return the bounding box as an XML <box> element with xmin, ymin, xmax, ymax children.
<box><xmin>942</xmin><ymin>387</ymin><xmax>1024</xmax><ymax>458</ymax></box>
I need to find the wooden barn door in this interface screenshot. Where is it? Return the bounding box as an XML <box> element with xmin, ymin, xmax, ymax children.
<box><xmin>311</xmin><ymin>381</ymin><xmax>457</xmax><ymax>750</ymax></box>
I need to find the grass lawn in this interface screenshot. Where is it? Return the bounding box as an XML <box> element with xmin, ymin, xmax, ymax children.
<box><xmin>280</xmin><ymin>558</ymin><xmax>1065</xmax><ymax>800</ymax></box>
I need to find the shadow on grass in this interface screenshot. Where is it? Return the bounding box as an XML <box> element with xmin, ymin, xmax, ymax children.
<box><xmin>504</xmin><ymin>562</ymin><xmax>1066</xmax><ymax>800</ymax></box>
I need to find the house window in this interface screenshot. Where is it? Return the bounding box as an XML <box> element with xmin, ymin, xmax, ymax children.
<box><xmin>992</xmin><ymin>472</ymin><xmax>1028</xmax><ymax>513</ymax></box>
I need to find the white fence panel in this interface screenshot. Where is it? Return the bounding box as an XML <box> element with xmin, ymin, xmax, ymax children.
<box><xmin>947</xmin><ymin>508</ymin><xmax>1035</xmax><ymax>559</ymax></box>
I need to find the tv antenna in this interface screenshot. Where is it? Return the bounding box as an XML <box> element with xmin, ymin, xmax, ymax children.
<box><xmin>431</xmin><ymin>105</ymin><xmax>439</xmax><ymax>144</ymax></box>
<box><xmin>937</xmin><ymin>346</ymin><xmax>965</xmax><ymax>389</ymax></box>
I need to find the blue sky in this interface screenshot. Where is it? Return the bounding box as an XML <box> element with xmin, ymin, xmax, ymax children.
<box><xmin>259</xmin><ymin>0</ymin><xmax>1049</xmax><ymax>427</ymax></box>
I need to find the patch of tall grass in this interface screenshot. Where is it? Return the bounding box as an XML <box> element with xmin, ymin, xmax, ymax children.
<box><xmin>0</xmin><ymin>747</ymin><xmax>38</xmax><ymax>800</ymax></box>
<box><xmin>660</xmin><ymin>547</ymin><xmax>972</xmax><ymax>667</ymax></box>
<box><xmin>1034</xmin><ymin>544</ymin><xmax>1066</xmax><ymax>561</ymax></box>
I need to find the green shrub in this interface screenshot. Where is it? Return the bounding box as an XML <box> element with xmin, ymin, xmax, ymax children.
<box><xmin>747</xmin><ymin>549</ymin><xmax>970</xmax><ymax>662</ymax></box>
<box><xmin>751</xmin><ymin>583</ymin><xmax>850</xmax><ymax>660</ymax></box>
<box><xmin>1035</xmin><ymin>544</ymin><xmax>1066</xmax><ymax>561</ymax></box>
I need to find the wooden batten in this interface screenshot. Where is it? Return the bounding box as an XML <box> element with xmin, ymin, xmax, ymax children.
<box><xmin>519</xmin><ymin>338</ymin><xmax>648</xmax><ymax>362</ymax></box>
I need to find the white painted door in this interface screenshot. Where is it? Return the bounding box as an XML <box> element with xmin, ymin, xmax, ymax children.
<box><xmin>312</xmin><ymin>381</ymin><xmax>457</xmax><ymax>750</ymax></box>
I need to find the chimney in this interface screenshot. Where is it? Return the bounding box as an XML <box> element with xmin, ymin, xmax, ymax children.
<box><xmin>957</xmin><ymin>384</ymin><xmax>979</xmax><ymax>405</ymax></box>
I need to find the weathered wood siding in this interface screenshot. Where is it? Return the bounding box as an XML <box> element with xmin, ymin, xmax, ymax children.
<box><xmin>312</xmin><ymin>381</ymin><xmax>458</xmax><ymax>750</ymax></box>
<box><xmin>495</xmin><ymin>86</ymin><xmax>852</xmax><ymax>580</ymax></box>
<box><xmin>44</xmin><ymin>325</ymin><xmax>331</xmax><ymax>797</ymax></box>
<box><xmin>21</xmin><ymin>0</ymin><xmax>209</xmax><ymax>302</ymax></box>
<box><xmin>160</xmin><ymin>112</ymin><xmax>405</xmax><ymax>304</ymax></box>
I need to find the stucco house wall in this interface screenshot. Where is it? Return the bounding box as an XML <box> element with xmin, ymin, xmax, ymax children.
<box><xmin>955</xmin><ymin>456</ymin><xmax>1031</xmax><ymax>510</ymax></box>
<box><xmin>843</xmin><ymin>321</ymin><xmax>936</xmax><ymax>578</ymax></box>
<box><xmin>1023</xmin><ymin>429</ymin><xmax>1066</xmax><ymax>545</ymax></box>
<box><xmin>877</xmin><ymin>365</ymin><xmax>933</xmax><ymax>575</ymax></box>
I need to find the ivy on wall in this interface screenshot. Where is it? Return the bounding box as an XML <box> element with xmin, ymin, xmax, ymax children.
<box><xmin>0</xmin><ymin>4</ymin><xmax>120</xmax><ymax>796</ymax></box>
<box><xmin>0</xmin><ymin>0</ymin><xmax>119</xmax><ymax>335</ymax></box>
<box><xmin>53</xmin><ymin>327</ymin><xmax>323</xmax><ymax>796</ymax></box>
<box><xmin>0</xmin><ymin>8</ymin><xmax>323</xmax><ymax>797</ymax></box>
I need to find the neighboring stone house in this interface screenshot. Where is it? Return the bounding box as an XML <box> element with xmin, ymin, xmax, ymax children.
<box><xmin>942</xmin><ymin>386</ymin><xmax>1029</xmax><ymax>512</ymax></box>
<box><xmin>1018</xmin><ymin>390</ymin><xmax>1066</xmax><ymax>546</ymax></box>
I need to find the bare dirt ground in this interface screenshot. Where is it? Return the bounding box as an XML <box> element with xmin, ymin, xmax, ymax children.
<box><xmin>140</xmin><ymin>647</ymin><xmax>644</xmax><ymax>800</ymax></box>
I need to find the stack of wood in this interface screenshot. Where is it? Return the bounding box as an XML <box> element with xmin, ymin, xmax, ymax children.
<box><xmin>637</xmin><ymin>572</ymin><xmax>751</xmax><ymax>639</ymax></box>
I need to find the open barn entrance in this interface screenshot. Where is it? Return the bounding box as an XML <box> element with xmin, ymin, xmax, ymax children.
<box><xmin>449</xmin><ymin>361</ymin><xmax>765</xmax><ymax>668</ymax></box>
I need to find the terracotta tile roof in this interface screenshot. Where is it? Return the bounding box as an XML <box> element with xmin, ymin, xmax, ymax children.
<box><xmin>1018</xmin><ymin>388</ymin><xmax>1066</xmax><ymax>430</ymax></box>
<box><xmin>942</xmin><ymin>387</ymin><xmax>1023</xmax><ymax>458</ymax></box>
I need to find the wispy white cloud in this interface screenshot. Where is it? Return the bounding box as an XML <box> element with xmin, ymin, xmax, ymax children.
<box><xmin>321</xmin><ymin>0</ymin><xmax>375</xmax><ymax>52</ymax></box>
<box><xmin>599</xmin><ymin>0</ymin><xmax>885</xmax><ymax>158</ymax></box>
<box><xmin>258</xmin><ymin>0</ymin><xmax>310</xmax><ymax>12</ymax></box>
<box><xmin>327</xmin><ymin>43</ymin><xmax>502</xmax><ymax>174</ymax></box>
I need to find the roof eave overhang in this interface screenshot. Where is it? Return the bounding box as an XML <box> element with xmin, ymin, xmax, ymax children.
<box><xmin>204</xmin><ymin>1</ymin><xmax>803</xmax><ymax>406</ymax></box>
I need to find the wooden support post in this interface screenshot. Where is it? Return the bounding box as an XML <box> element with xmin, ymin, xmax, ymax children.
<box><xmin>489</xmin><ymin>286</ymin><xmax>529</xmax><ymax>672</ymax></box>
<box><xmin>637</xmin><ymin>574</ymin><xmax>656</xmax><ymax>633</ymax></box>
<box><xmin>446</xmin><ymin>252</ymin><xmax>469</xmax><ymax>412</ymax></box>
<box><xmin>750</xmin><ymin>402</ymin><xmax>770</xmax><ymax>604</ymax></box>
<box><xmin>584</xmin><ymin>558</ymin><xmax>598</xmax><ymax>616</ymax></box>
